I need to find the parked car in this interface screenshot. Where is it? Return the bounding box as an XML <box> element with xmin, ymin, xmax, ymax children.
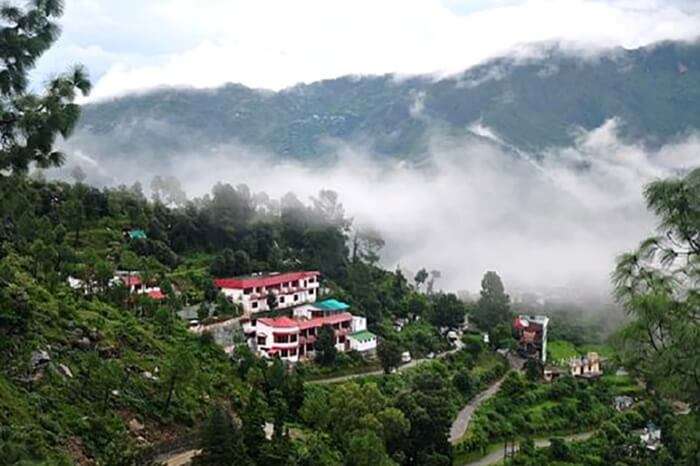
<box><xmin>401</xmin><ymin>351</ymin><xmax>412</xmax><ymax>363</ymax></box>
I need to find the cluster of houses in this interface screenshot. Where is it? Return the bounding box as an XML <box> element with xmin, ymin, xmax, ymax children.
<box><xmin>214</xmin><ymin>271</ymin><xmax>377</xmax><ymax>362</ymax></box>
<box><xmin>111</xmin><ymin>271</ymin><xmax>166</xmax><ymax>301</ymax></box>
<box><xmin>68</xmin><ymin>270</ymin><xmax>167</xmax><ymax>301</ymax></box>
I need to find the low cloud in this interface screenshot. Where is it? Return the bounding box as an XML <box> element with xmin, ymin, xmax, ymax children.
<box><xmin>56</xmin><ymin>120</ymin><xmax>699</xmax><ymax>297</ymax></box>
<box><xmin>33</xmin><ymin>0</ymin><xmax>700</xmax><ymax>100</ymax></box>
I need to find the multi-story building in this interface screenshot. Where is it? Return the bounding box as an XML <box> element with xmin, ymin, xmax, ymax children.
<box><xmin>214</xmin><ymin>271</ymin><xmax>320</xmax><ymax>314</ymax></box>
<box><xmin>242</xmin><ymin>299</ymin><xmax>377</xmax><ymax>362</ymax></box>
<box><xmin>513</xmin><ymin>314</ymin><xmax>549</xmax><ymax>363</ymax></box>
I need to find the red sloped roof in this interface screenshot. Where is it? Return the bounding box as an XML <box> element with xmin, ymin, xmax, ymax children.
<box><xmin>214</xmin><ymin>271</ymin><xmax>320</xmax><ymax>289</ymax></box>
<box><xmin>256</xmin><ymin>312</ymin><xmax>352</xmax><ymax>330</ymax></box>
<box><xmin>147</xmin><ymin>289</ymin><xmax>166</xmax><ymax>300</ymax></box>
<box><xmin>121</xmin><ymin>275</ymin><xmax>141</xmax><ymax>286</ymax></box>
<box><xmin>298</xmin><ymin>312</ymin><xmax>353</xmax><ymax>330</ymax></box>
<box><xmin>257</xmin><ymin>316</ymin><xmax>299</xmax><ymax>328</ymax></box>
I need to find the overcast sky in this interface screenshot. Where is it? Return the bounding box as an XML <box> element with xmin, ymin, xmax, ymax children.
<box><xmin>33</xmin><ymin>0</ymin><xmax>700</xmax><ymax>100</ymax></box>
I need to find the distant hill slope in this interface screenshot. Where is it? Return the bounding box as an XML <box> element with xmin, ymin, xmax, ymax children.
<box><xmin>72</xmin><ymin>41</ymin><xmax>700</xmax><ymax>164</ymax></box>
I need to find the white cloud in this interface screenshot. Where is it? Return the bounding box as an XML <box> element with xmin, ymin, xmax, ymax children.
<box><xmin>33</xmin><ymin>0</ymin><xmax>700</xmax><ymax>100</ymax></box>
<box><xmin>57</xmin><ymin>119</ymin><xmax>700</xmax><ymax>293</ymax></box>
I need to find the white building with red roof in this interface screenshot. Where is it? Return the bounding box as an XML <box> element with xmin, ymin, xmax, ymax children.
<box><xmin>111</xmin><ymin>271</ymin><xmax>167</xmax><ymax>301</ymax></box>
<box><xmin>214</xmin><ymin>271</ymin><xmax>320</xmax><ymax>314</ymax></box>
<box><xmin>241</xmin><ymin>299</ymin><xmax>376</xmax><ymax>362</ymax></box>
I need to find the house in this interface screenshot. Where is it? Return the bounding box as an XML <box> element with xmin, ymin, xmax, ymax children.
<box><xmin>214</xmin><ymin>271</ymin><xmax>320</xmax><ymax>314</ymax></box>
<box><xmin>613</xmin><ymin>395</ymin><xmax>634</xmax><ymax>411</ymax></box>
<box><xmin>293</xmin><ymin>299</ymin><xmax>349</xmax><ymax>319</ymax></box>
<box><xmin>543</xmin><ymin>366</ymin><xmax>564</xmax><ymax>382</ymax></box>
<box><xmin>348</xmin><ymin>330</ymin><xmax>377</xmax><ymax>354</ymax></box>
<box><xmin>127</xmin><ymin>229</ymin><xmax>147</xmax><ymax>240</ymax></box>
<box><xmin>241</xmin><ymin>299</ymin><xmax>376</xmax><ymax>362</ymax></box>
<box><xmin>112</xmin><ymin>271</ymin><xmax>166</xmax><ymax>301</ymax></box>
<box><xmin>639</xmin><ymin>422</ymin><xmax>662</xmax><ymax>451</ymax></box>
<box><xmin>568</xmin><ymin>352</ymin><xmax>601</xmax><ymax>379</ymax></box>
<box><xmin>513</xmin><ymin>315</ymin><xmax>549</xmax><ymax>363</ymax></box>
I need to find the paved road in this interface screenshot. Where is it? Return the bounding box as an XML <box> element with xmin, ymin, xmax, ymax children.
<box><xmin>463</xmin><ymin>432</ymin><xmax>594</xmax><ymax>466</ymax></box>
<box><xmin>449</xmin><ymin>375</ymin><xmax>507</xmax><ymax>444</ymax></box>
<box><xmin>449</xmin><ymin>352</ymin><xmax>524</xmax><ymax>445</ymax></box>
<box><xmin>310</xmin><ymin>343</ymin><xmax>463</xmax><ymax>385</ymax></box>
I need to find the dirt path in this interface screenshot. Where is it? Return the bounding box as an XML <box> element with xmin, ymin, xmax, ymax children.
<box><xmin>155</xmin><ymin>449</ymin><xmax>201</xmax><ymax>466</ymax></box>
<box><xmin>462</xmin><ymin>432</ymin><xmax>594</xmax><ymax>466</ymax></box>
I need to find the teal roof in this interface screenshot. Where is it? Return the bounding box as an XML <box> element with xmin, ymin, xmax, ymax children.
<box><xmin>314</xmin><ymin>299</ymin><xmax>349</xmax><ymax>311</ymax></box>
<box><xmin>349</xmin><ymin>330</ymin><xmax>376</xmax><ymax>342</ymax></box>
<box><xmin>129</xmin><ymin>229</ymin><xmax>147</xmax><ymax>240</ymax></box>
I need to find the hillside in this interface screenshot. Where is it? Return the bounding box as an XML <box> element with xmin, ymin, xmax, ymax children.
<box><xmin>70</xmin><ymin>40</ymin><xmax>700</xmax><ymax>168</ymax></box>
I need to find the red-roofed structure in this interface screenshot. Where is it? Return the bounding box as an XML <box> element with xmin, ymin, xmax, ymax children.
<box><xmin>214</xmin><ymin>271</ymin><xmax>319</xmax><ymax>290</ymax></box>
<box><xmin>247</xmin><ymin>312</ymin><xmax>356</xmax><ymax>362</ymax></box>
<box><xmin>257</xmin><ymin>316</ymin><xmax>299</xmax><ymax>328</ymax></box>
<box><xmin>147</xmin><ymin>289</ymin><xmax>166</xmax><ymax>300</ymax></box>
<box><xmin>214</xmin><ymin>271</ymin><xmax>321</xmax><ymax>314</ymax></box>
<box><xmin>120</xmin><ymin>275</ymin><xmax>142</xmax><ymax>287</ymax></box>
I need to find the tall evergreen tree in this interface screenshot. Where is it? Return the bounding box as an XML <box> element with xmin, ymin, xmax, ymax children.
<box><xmin>613</xmin><ymin>167</ymin><xmax>700</xmax><ymax>411</ymax></box>
<box><xmin>193</xmin><ymin>404</ymin><xmax>251</xmax><ymax>466</ymax></box>
<box><xmin>472</xmin><ymin>271</ymin><xmax>511</xmax><ymax>333</ymax></box>
<box><xmin>242</xmin><ymin>389</ymin><xmax>268</xmax><ymax>461</ymax></box>
<box><xmin>0</xmin><ymin>0</ymin><xmax>91</xmax><ymax>175</ymax></box>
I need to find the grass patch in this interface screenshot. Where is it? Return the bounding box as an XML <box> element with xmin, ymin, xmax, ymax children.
<box><xmin>548</xmin><ymin>340</ymin><xmax>579</xmax><ymax>362</ymax></box>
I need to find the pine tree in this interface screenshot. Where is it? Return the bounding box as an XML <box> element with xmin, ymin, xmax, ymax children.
<box><xmin>0</xmin><ymin>0</ymin><xmax>91</xmax><ymax>175</ymax></box>
<box><xmin>242</xmin><ymin>389</ymin><xmax>268</xmax><ymax>461</ymax></box>
<box><xmin>472</xmin><ymin>271</ymin><xmax>511</xmax><ymax>333</ymax></box>
<box><xmin>315</xmin><ymin>325</ymin><xmax>337</xmax><ymax>365</ymax></box>
<box><xmin>193</xmin><ymin>404</ymin><xmax>251</xmax><ymax>466</ymax></box>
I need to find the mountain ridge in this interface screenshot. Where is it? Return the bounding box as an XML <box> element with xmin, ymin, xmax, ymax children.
<box><xmin>69</xmin><ymin>40</ymin><xmax>700</xmax><ymax>169</ymax></box>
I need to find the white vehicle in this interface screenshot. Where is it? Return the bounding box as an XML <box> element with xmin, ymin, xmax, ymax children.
<box><xmin>401</xmin><ymin>351</ymin><xmax>412</xmax><ymax>363</ymax></box>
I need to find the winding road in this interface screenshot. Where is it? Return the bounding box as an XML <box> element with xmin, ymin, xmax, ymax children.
<box><xmin>310</xmin><ymin>342</ymin><xmax>464</xmax><ymax>385</ymax></box>
<box><xmin>449</xmin><ymin>353</ymin><xmax>525</xmax><ymax>445</ymax></box>
<box><xmin>462</xmin><ymin>432</ymin><xmax>595</xmax><ymax>466</ymax></box>
<box><xmin>449</xmin><ymin>375</ymin><xmax>507</xmax><ymax>444</ymax></box>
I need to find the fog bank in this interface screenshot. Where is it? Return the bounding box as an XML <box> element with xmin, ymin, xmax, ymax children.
<box><xmin>57</xmin><ymin>120</ymin><xmax>699</xmax><ymax>294</ymax></box>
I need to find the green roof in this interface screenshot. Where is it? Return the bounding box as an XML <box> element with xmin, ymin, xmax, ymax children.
<box><xmin>129</xmin><ymin>229</ymin><xmax>147</xmax><ymax>240</ymax></box>
<box><xmin>314</xmin><ymin>299</ymin><xmax>349</xmax><ymax>311</ymax></box>
<box><xmin>349</xmin><ymin>330</ymin><xmax>376</xmax><ymax>342</ymax></box>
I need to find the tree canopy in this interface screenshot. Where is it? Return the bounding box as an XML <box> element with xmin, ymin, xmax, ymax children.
<box><xmin>0</xmin><ymin>0</ymin><xmax>91</xmax><ymax>175</ymax></box>
<box><xmin>472</xmin><ymin>271</ymin><xmax>511</xmax><ymax>333</ymax></box>
<box><xmin>613</xmin><ymin>167</ymin><xmax>700</xmax><ymax>410</ymax></box>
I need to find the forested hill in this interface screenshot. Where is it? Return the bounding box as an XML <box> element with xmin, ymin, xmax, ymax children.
<box><xmin>72</xmin><ymin>40</ymin><xmax>700</xmax><ymax>163</ymax></box>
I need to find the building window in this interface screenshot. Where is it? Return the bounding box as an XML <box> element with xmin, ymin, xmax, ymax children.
<box><xmin>281</xmin><ymin>349</ymin><xmax>288</xmax><ymax>357</ymax></box>
<box><xmin>306</xmin><ymin>343</ymin><xmax>314</xmax><ymax>351</ymax></box>
<box><xmin>290</xmin><ymin>348</ymin><xmax>297</xmax><ymax>356</ymax></box>
<box><xmin>279</xmin><ymin>296</ymin><xmax>285</xmax><ymax>304</ymax></box>
<box><xmin>252</xmin><ymin>301</ymin><xmax>258</xmax><ymax>309</ymax></box>
<box><xmin>309</xmin><ymin>288</ymin><xmax>315</xmax><ymax>294</ymax></box>
<box><xmin>244</xmin><ymin>288</ymin><xmax>252</xmax><ymax>295</ymax></box>
<box><xmin>338</xmin><ymin>335</ymin><xmax>346</xmax><ymax>343</ymax></box>
<box><xmin>257</xmin><ymin>336</ymin><xmax>266</xmax><ymax>345</ymax></box>
<box><xmin>294</xmin><ymin>294</ymin><xmax>298</xmax><ymax>301</ymax></box>
<box><xmin>290</xmin><ymin>334</ymin><xmax>297</xmax><ymax>342</ymax></box>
